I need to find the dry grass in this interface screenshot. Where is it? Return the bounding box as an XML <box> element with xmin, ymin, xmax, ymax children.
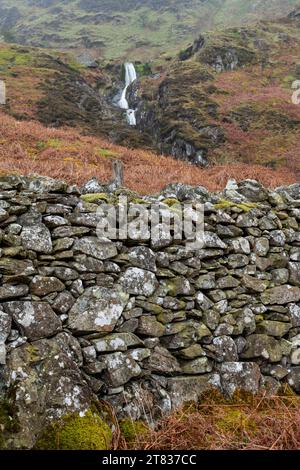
<box><xmin>0</xmin><ymin>112</ymin><xmax>297</xmax><ymax>194</ymax></box>
<box><xmin>119</xmin><ymin>392</ymin><xmax>300</xmax><ymax>450</ymax></box>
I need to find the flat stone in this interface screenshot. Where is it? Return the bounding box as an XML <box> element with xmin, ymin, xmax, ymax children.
<box><xmin>67</xmin><ymin>286</ymin><xmax>129</xmax><ymax>333</ymax></box>
<box><xmin>119</xmin><ymin>268</ymin><xmax>158</xmax><ymax>296</ymax></box>
<box><xmin>73</xmin><ymin>236</ymin><xmax>117</xmax><ymax>260</ymax></box>
<box><xmin>0</xmin><ymin>284</ymin><xmax>29</xmax><ymax>300</ymax></box>
<box><xmin>21</xmin><ymin>224</ymin><xmax>52</xmax><ymax>253</ymax></box>
<box><xmin>102</xmin><ymin>352</ymin><xmax>141</xmax><ymax>387</ymax></box>
<box><xmin>144</xmin><ymin>346</ymin><xmax>181</xmax><ymax>374</ymax></box>
<box><xmin>3</xmin><ymin>301</ymin><xmax>62</xmax><ymax>340</ymax></box>
<box><xmin>137</xmin><ymin>316</ymin><xmax>165</xmax><ymax>337</ymax></box>
<box><xmin>240</xmin><ymin>334</ymin><xmax>282</xmax><ymax>363</ymax></box>
<box><xmin>242</xmin><ymin>274</ymin><xmax>269</xmax><ymax>293</ymax></box>
<box><xmin>30</xmin><ymin>276</ymin><xmax>65</xmax><ymax>296</ymax></box>
<box><xmin>220</xmin><ymin>362</ymin><xmax>261</xmax><ymax>396</ymax></box>
<box><xmin>256</xmin><ymin>320</ymin><xmax>291</xmax><ymax>338</ymax></box>
<box><xmin>261</xmin><ymin>285</ymin><xmax>300</xmax><ymax>305</ymax></box>
<box><xmin>91</xmin><ymin>333</ymin><xmax>143</xmax><ymax>353</ymax></box>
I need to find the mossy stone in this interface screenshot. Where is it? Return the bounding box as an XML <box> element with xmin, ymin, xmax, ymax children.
<box><xmin>34</xmin><ymin>409</ymin><xmax>112</xmax><ymax>450</ymax></box>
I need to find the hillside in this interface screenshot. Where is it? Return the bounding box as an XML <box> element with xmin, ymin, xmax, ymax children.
<box><xmin>0</xmin><ymin>0</ymin><xmax>299</xmax><ymax>60</ymax></box>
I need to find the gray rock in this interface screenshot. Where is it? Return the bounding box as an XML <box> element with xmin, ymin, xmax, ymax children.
<box><xmin>241</xmin><ymin>334</ymin><xmax>282</xmax><ymax>363</ymax></box>
<box><xmin>256</xmin><ymin>320</ymin><xmax>291</xmax><ymax>338</ymax></box>
<box><xmin>68</xmin><ymin>286</ymin><xmax>129</xmax><ymax>333</ymax></box>
<box><xmin>73</xmin><ymin>236</ymin><xmax>117</xmax><ymax>260</ymax></box>
<box><xmin>21</xmin><ymin>224</ymin><xmax>52</xmax><ymax>253</ymax></box>
<box><xmin>144</xmin><ymin>346</ymin><xmax>181</xmax><ymax>374</ymax></box>
<box><xmin>127</xmin><ymin>246</ymin><xmax>157</xmax><ymax>272</ymax></box>
<box><xmin>92</xmin><ymin>333</ymin><xmax>143</xmax><ymax>353</ymax></box>
<box><xmin>287</xmin><ymin>304</ymin><xmax>300</xmax><ymax>327</ymax></box>
<box><xmin>3</xmin><ymin>301</ymin><xmax>62</xmax><ymax>341</ymax></box>
<box><xmin>0</xmin><ymin>284</ymin><xmax>29</xmax><ymax>300</ymax></box>
<box><xmin>211</xmin><ymin>336</ymin><xmax>238</xmax><ymax>362</ymax></box>
<box><xmin>137</xmin><ymin>316</ymin><xmax>165</xmax><ymax>337</ymax></box>
<box><xmin>0</xmin><ymin>308</ymin><xmax>12</xmax><ymax>342</ymax></box>
<box><xmin>52</xmin><ymin>291</ymin><xmax>75</xmax><ymax>314</ymax></box>
<box><xmin>220</xmin><ymin>362</ymin><xmax>261</xmax><ymax>396</ymax></box>
<box><xmin>180</xmin><ymin>357</ymin><xmax>212</xmax><ymax>374</ymax></box>
<box><xmin>261</xmin><ymin>285</ymin><xmax>300</xmax><ymax>305</ymax></box>
<box><xmin>167</xmin><ymin>375</ymin><xmax>217</xmax><ymax>409</ymax></box>
<box><xmin>119</xmin><ymin>268</ymin><xmax>158</xmax><ymax>296</ymax></box>
<box><xmin>102</xmin><ymin>352</ymin><xmax>141</xmax><ymax>387</ymax></box>
<box><xmin>30</xmin><ymin>276</ymin><xmax>65</xmax><ymax>296</ymax></box>
<box><xmin>242</xmin><ymin>274</ymin><xmax>269</xmax><ymax>293</ymax></box>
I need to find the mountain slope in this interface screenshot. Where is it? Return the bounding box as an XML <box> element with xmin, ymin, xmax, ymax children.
<box><xmin>0</xmin><ymin>0</ymin><xmax>299</xmax><ymax>60</ymax></box>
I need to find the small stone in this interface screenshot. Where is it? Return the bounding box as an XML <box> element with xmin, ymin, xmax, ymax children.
<box><xmin>144</xmin><ymin>346</ymin><xmax>181</xmax><ymax>374</ymax></box>
<box><xmin>119</xmin><ymin>268</ymin><xmax>158</xmax><ymax>296</ymax></box>
<box><xmin>241</xmin><ymin>334</ymin><xmax>282</xmax><ymax>363</ymax></box>
<box><xmin>30</xmin><ymin>276</ymin><xmax>65</xmax><ymax>296</ymax></box>
<box><xmin>242</xmin><ymin>274</ymin><xmax>269</xmax><ymax>293</ymax></box>
<box><xmin>73</xmin><ymin>236</ymin><xmax>117</xmax><ymax>260</ymax></box>
<box><xmin>0</xmin><ymin>284</ymin><xmax>29</xmax><ymax>300</ymax></box>
<box><xmin>52</xmin><ymin>291</ymin><xmax>75</xmax><ymax>314</ymax></box>
<box><xmin>92</xmin><ymin>333</ymin><xmax>143</xmax><ymax>353</ymax></box>
<box><xmin>287</xmin><ymin>304</ymin><xmax>300</xmax><ymax>327</ymax></box>
<box><xmin>220</xmin><ymin>362</ymin><xmax>261</xmax><ymax>396</ymax></box>
<box><xmin>180</xmin><ymin>357</ymin><xmax>212</xmax><ymax>374</ymax></box>
<box><xmin>261</xmin><ymin>285</ymin><xmax>300</xmax><ymax>305</ymax></box>
<box><xmin>256</xmin><ymin>320</ymin><xmax>291</xmax><ymax>338</ymax></box>
<box><xmin>21</xmin><ymin>224</ymin><xmax>52</xmax><ymax>253</ymax></box>
<box><xmin>137</xmin><ymin>316</ymin><xmax>165</xmax><ymax>337</ymax></box>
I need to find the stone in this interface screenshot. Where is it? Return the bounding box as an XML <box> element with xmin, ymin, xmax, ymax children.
<box><xmin>180</xmin><ymin>356</ymin><xmax>212</xmax><ymax>374</ymax></box>
<box><xmin>3</xmin><ymin>301</ymin><xmax>62</xmax><ymax>341</ymax></box>
<box><xmin>0</xmin><ymin>343</ymin><xmax>6</xmax><ymax>364</ymax></box>
<box><xmin>291</xmin><ymin>349</ymin><xmax>300</xmax><ymax>365</ymax></box>
<box><xmin>204</xmin><ymin>232</ymin><xmax>227</xmax><ymax>249</ymax></box>
<box><xmin>228</xmin><ymin>254</ymin><xmax>249</xmax><ymax>268</ymax></box>
<box><xmin>237</xmin><ymin>180</ymin><xmax>268</xmax><ymax>202</ymax></box>
<box><xmin>0</xmin><ymin>284</ymin><xmax>29</xmax><ymax>300</ymax></box>
<box><xmin>3</xmin><ymin>332</ymin><xmax>95</xmax><ymax>449</ymax></box>
<box><xmin>236</xmin><ymin>212</ymin><xmax>258</xmax><ymax>228</ymax></box>
<box><xmin>73</xmin><ymin>237</ymin><xmax>117</xmax><ymax>260</ymax></box>
<box><xmin>202</xmin><ymin>310</ymin><xmax>220</xmax><ymax>330</ymax></box>
<box><xmin>0</xmin><ymin>258</ymin><xmax>35</xmax><ymax>276</ymax></box>
<box><xmin>272</xmin><ymin>268</ymin><xmax>289</xmax><ymax>285</ymax></box>
<box><xmin>102</xmin><ymin>352</ymin><xmax>141</xmax><ymax>387</ymax></box>
<box><xmin>211</xmin><ymin>336</ymin><xmax>238</xmax><ymax>362</ymax></box>
<box><xmin>0</xmin><ymin>308</ymin><xmax>11</xmax><ymax>342</ymax></box>
<box><xmin>167</xmin><ymin>375</ymin><xmax>217</xmax><ymax>409</ymax></box>
<box><xmin>177</xmin><ymin>344</ymin><xmax>205</xmax><ymax>359</ymax></box>
<box><xmin>220</xmin><ymin>362</ymin><xmax>261</xmax><ymax>396</ymax></box>
<box><xmin>52</xmin><ymin>291</ymin><xmax>75</xmax><ymax>314</ymax></box>
<box><xmin>240</xmin><ymin>334</ymin><xmax>282</xmax><ymax>363</ymax></box>
<box><xmin>91</xmin><ymin>333</ymin><xmax>143</xmax><ymax>353</ymax></box>
<box><xmin>166</xmin><ymin>277</ymin><xmax>194</xmax><ymax>296</ymax></box>
<box><xmin>144</xmin><ymin>346</ymin><xmax>181</xmax><ymax>374</ymax></box>
<box><xmin>261</xmin><ymin>285</ymin><xmax>300</xmax><ymax>305</ymax></box>
<box><xmin>242</xmin><ymin>274</ymin><xmax>269</xmax><ymax>293</ymax></box>
<box><xmin>288</xmin><ymin>262</ymin><xmax>300</xmax><ymax>286</ymax></box>
<box><xmin>119</xmin><ymin>268</ymin><xmax>158</xmax><ymax>296</ymax></box>
<box><xmin>287</xmin><ymin>367</ymin><xmax>300</xmax><ymax>393</ymax></box>
<box><xmin>21</xmin><ymin>224</ymin><xmax>52</xmax><ymax>253</ymax></box>
<box><xmin>287</xmin><ymin>304</ymin><xmax>300</xmax><ymax>327</ymax></box>
<box><xmin>195</xmin><ymin>273</ymin><xmax>216</xmax><ymax>289</ymax></box>
<box><xmin>137</xmin><ymin>316</ymin><xmax>165</xmax><ymax>337</ymax></box>
<box><xmin>269</xmin><ymin>230</ymin><xmax>286</xmax><ymax>247</ymax></box>
<box><xmin>254</xmin><ymin>238</ymin><xmax>269</xmax><ymax>257</ymax></box>
<box><xmin>256</xmin><ymin>320</ymin><xmax>291</xmax><ymax>338</ymax></box>
<box><xmin>126</xmin><ymin>348</ymin><xmax>151</xmax><ymax>362</ymax></box>
<box><xmin>67</xmin><ymin>286</ymin><xmax>129</xmax><ymax>333</ymax></box>
<box><xmin>30</xmin><ymin>276</ymin><xmax>65</xmax><ymax>296</ymax></box>
<box><xmin>228</xmin><ymin>237</ymin><xmax>251</xmax><ymax>254</ymax></box>
<box><xmin>216</xmin><ymin>276</ymin><xmax>240</xmax><ymax>289</ymax></box>
<box><xmin>127</xmin><ymin>246</ymin><xmax>156</xmax><ymax>272</ymax></box>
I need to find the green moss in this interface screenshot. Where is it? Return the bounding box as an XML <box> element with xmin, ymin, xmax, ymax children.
<box><xmin>216</xmin><ymin>408</ymin><xmax>257</xmax><ymax>435</ymax></box>
<box><xmin>81</xmin><ymin>193</ymin><xmax>110</xmax><ymax>203</ymax></box>
<box><xmin>34</xmin><ymin>408</ymin><xmax>112</xmax><ymax>450</ymax></box>
<box><xmin>214</xmin><ymin>199</ymin><xmax>257</xmax><ymax>212</ymax></box>
<box><xmin>162</xmin><ymin>198</ymin><xmax>180</xmax><ymax>206</ymax></box>
<box><xmin>119</xmin><ymin>419</ymin><xmax>149</xmax><ymax>445</ymax></box>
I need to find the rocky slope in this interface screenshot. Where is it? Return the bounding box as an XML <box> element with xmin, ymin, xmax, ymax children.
<box><xmin>0</xmin><ymin>1</ymin><xmax>299</xmax><ymax>60</ymax></box>
<box><xmin>1</xmin><ymin>174</ymin><xmax>300</xmax><ymax>448</ymax></box>
<box><xmin>1</xmin><ymin>10</ymin><xmax>300</xmax><ymax>171</ymax></box>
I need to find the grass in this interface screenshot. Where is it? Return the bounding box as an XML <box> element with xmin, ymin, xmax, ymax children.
<box><xmin>118</xmin><ymin>391</ymin><xmax>300</xmax><ymax>450</ymax></box>
<box><xmin>0</xmin><ymin>110</ymin><xmax>297</xmax><ymax>194</ymax></box>
<box><xmin>1</xmin><ymin>0</ymin><xmax>299</xmax><ymax>60</ymax></box>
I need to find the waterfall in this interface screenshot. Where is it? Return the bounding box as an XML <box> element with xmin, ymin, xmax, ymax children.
<box><xmin>118</xmin><ymin>62</ymin><xmax>137</xmax><ymax>126</ymax></box>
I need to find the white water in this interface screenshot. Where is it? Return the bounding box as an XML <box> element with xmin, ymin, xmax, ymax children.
<box><xmin>118</xmin><ymin>62</ymin><xmax>137</xmax><ymax>126</ymax></box>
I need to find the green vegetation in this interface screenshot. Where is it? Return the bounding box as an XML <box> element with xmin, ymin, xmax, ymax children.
<box><xmin>34</xmin><ymin>408</ymin><xmax>112</xmax><ymax>450</ymax></box>
<box><xmin>0</xmin><ymin>1</ymin><xmax>298</xmax><ymax>60</ymax></box>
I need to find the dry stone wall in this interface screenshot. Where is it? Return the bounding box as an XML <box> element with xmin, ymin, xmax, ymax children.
<box><xmin>1</xmin><ymin>175</ymin><xmax>300</xmax><ymax>446</ymax></box>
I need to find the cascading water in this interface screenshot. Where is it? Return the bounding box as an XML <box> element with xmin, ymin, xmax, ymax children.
<box><xmin>118</xmin><ymin>62</ymin><xmax>137</xmax><ymax>126</ymax></box>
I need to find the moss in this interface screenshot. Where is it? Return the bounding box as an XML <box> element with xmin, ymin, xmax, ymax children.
<box><xmin>0</xmin><ymin>390</ymin><xmax>21</xmax><ymax>449</ymax></box>
<box><xmin>34</xmin><ymin>408</ymin><xmax>112</xmax><ymax>450</ymax></box>
<box><xmin>216</xmin><ymin>408</ymin><xmax>257</xmax><ymax>436</ymax></box>
<box><xmin>119</xmin><ymin>419</ymin><xmax>149</xmax><ymax>445</ymax></box>
<box><xmin>162</xmin><ymin>198</ymin><xmax>180</xmax><ymax>206</ymax></box>
<box><xmin>81</xmin><ymin>193</ymin><xmax>110</xmax><ymax>203</ymax></box>
<box><xmin>214</xmin><ymin>199</ymin><xmax>257</xmax><ymax>212</ymax></box>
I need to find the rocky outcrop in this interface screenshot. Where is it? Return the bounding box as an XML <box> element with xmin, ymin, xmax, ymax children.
<box><xmin>1</xmin><ymin>175</ymin><xmax>300</xmax><ymax>447</ymax></box>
